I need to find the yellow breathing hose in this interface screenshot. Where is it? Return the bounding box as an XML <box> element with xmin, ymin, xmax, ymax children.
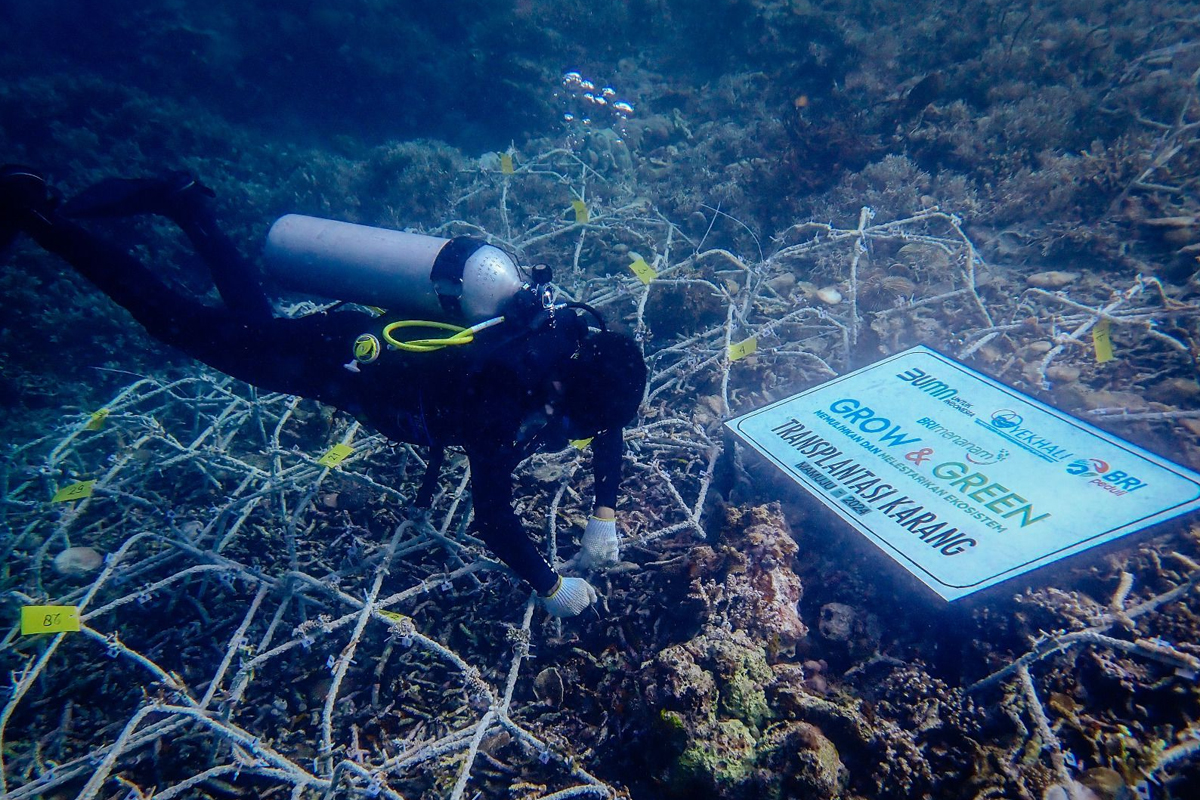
<box><xmin>382</xmin><ymin>316</ymin><xmax>505</xmax><ymax>353</ymax></box>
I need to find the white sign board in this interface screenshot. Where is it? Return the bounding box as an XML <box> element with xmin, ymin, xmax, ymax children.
<box><xmin>726</xmin><ymin>346</ymin><xmax>1200</xmax><ymax>600</ymax></box>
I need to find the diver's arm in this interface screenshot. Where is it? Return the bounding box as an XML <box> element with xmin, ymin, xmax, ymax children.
<box><xmin>465</xmin><ymin>445</ymin><xmax>559</xmax><ymax>595</ymax></box>
<box><xmin>575</xmin><ymin>428</ymin><xmax>624</xmax><ymax>570</ymax></box>
<box><xmin>591</xmin><ymin>427</ymin><xmax>624</xmax><ymax>512</ymax></box>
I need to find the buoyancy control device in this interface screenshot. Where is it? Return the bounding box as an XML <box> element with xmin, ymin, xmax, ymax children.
<box><xmin>263</xmin><ymin>214</ymin><xmax>533</xmax><ymax>324</ymax></box>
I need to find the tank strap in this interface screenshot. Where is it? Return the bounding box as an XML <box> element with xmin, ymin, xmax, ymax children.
<box><xmin>430</xmin><ymin>237</ymin><xmax>486</xmax><ymax>319</ymax></box>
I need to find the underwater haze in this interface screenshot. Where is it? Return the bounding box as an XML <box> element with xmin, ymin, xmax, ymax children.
<box><xmin>3</xmin><ymin>1</ymin><xmax>1200</xmax><ymax>799</ymax></box>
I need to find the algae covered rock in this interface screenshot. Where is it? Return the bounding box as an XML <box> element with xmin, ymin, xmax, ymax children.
<box><xmin>654</xmin><ymin>640</ymin><xmax>719</xmax><ymax>719</ymax></box>
<box><xmin>635</xmin><ymin>503</ymin><xmax>813</xmax><ymax>798</ymax></box>
<box><xmin>757</xmin><ymin>721</ymin><xmax>848</xmax><ymax>799</ymax></box>
<box><xmin>647</xmin><ymin>624</ymin><xmax>779</xmax><ymax>796</ymax></box>
<box><xmin>651</xmin><ymin>625</ymin><xmax>772</xmax><ymax>731</ymax></box>
<box><xmin>709</xmin><ymin>632</ymin><xmax>774</xmax><ymax>730</ymax></box>
<box><xmin>676</xmin><ymin>718</ymin><xmax>758</xmax><ymax>791</ymax></box>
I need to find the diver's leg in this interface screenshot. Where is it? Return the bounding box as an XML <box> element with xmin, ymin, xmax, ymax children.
<box><xmin>3</xmin><ymin>167</ymin><xmax>190</xmax><ymax>341</ymax></box>
<box><xmin>61</xmin><ymin>171</ymin><xmax>273</xmax><ymax>323</ymax></box>
<box><xmin>3</xmin><ymin>167</ymin><xmax>369</xmax><ymax>409</ymax></box>
<box><xmin>23</xmin><ymin>206</ymin><xmax>370</xmax><ymax>403</ymax></box>
<box><xmin>172</xmin><ymin>201</ymin><xmax>275</xmax><ymax>324</ymax></box>
<box><xmin>17</xmin><ymin>194</ymin><xmax>253</xmax><ymax>355</ymax></box>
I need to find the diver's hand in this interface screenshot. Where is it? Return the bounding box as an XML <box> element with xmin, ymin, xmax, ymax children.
<box><xmin>578</xmin><ymin>515</ymin><xmax>619</xmax><ymax>570</ymax></box>
<box><xmin>541</xmin><ymin>576</ymin><xmax>598</xmax><ymax>617</ymax></box>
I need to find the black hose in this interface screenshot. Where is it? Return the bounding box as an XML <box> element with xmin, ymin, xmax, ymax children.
<box><xmin>559</xmin><ymin>301</ymin><xmax>607</xmax><ymax>332</ymax></box>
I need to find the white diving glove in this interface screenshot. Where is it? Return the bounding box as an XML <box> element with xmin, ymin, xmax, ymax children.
<box><xmin>578</xmin><ymin>515</ymin><xmax>619</xmax><ymax>570</ymax></box>
<box><xmin>541</xmin><ymin>576</ymin><xmax>598</xmax><ymax>617</ymax></box>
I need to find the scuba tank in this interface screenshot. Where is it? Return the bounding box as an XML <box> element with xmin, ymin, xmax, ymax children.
<box><xmin>263</xmin><ymin>214</ymin><xmax>527</xmax><ymax>324</ymax></box>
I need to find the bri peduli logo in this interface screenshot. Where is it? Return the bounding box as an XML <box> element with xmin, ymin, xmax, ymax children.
<box><xmin>1066</xmin><ymin>457</ymin><xmax>1150</xmax><ymax>495</ymax></box>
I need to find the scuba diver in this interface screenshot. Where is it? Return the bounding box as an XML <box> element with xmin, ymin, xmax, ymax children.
<box><xmin>0</xmin><ymin>165</ymin><xmax>647</xmax><ymax>618</ymax></box>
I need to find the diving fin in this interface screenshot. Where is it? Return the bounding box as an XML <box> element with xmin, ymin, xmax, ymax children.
<box><xmin>61</xmin><ymin>171</ymin><xmax>215</xmax><ymax>220</ymax></box>
<box><xmin>1</xmin><ymin>165</ymin><xmax>56</xmax><ymax>251</ymax></box>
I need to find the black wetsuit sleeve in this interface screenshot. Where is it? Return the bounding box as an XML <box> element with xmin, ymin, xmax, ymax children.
<box><xmin>466</xmin><ymin>444</ymin><xmax>559</xmax><ymax>595</ymax></box>
<box><xmin>592</xmin><ymin>428</ymin><xmax>624</xmax><ymax>509</ymax></box>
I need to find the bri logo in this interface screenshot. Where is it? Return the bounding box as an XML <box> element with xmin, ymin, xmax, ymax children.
<box><xmin>1066</xmin><ymin>458</ymin><xmax>1109</xmax><ymax>478</ymax></box>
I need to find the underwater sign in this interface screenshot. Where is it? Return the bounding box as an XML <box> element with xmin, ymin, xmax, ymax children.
<box><xmin>726</xmin><ymin>345</ymin><xmax>1200</xmax><ymax>601</ymax></box>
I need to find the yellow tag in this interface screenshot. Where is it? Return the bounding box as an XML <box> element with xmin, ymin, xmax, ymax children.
<box><xmin>728</xmin><ymin>337</ymin><xmax>758</xmax><ymax>361</ymax></box>
<box><xmin>86</xmin><ymin>409</ymin><xmax>110</xmax><ymax>431</ymax></box>
<box><xmin>500</xmin><ymin>153</ymin><xmax>514</xmax><ymax>174</ymax></box>
<box><xmin>52</xmin><ymin>480</ymin><xmax>95</xmax><ymax>503</ymax></box>
<box><xmin>21</xmin><ymin>605</ymin><xmax>81</xmax><ymax>635</ymax></box>
<box><xmin>379</xmin><ymin>610</ymin><xmax>411</xmax><ymax>625</ymax></box>
<box><xmin>629</xmin><ymin>257</ymin><xmax>657</xmax><ymax>285</ymax></box>
<box><xmin>317</xmin><ymin>444</ymin><xmax>354</xmax><ymax>468</ymax></box>
<box><xmin>570</xmin><ymin>437</ymin><xmax>594</xmax><ymax>450</ymax></box>
<box><xmin>1093</xmin><ymin>320</ymin><xmax>1114</xmax><ymax>363</ymax></box>
<box><xmin>571</xmin><ymin>200</ymin><xmax>589</xmax><ymax>224</ymax></box>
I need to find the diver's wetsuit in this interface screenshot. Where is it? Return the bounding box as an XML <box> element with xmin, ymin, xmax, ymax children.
<box><xmin>17</xmin><ymin>198</ymin><xmax>622</xmax><ymax>595</ymax></box>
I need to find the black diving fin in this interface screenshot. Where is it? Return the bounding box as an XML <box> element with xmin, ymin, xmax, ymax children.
<box><xmin>1</xmin><ymin>164</ymin><xmax>56</xmax><ymax>252</ymax></box>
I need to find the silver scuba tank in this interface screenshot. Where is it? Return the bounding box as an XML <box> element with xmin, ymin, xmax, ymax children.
<box><xmin>263</xmin><ymin>214</ymin><xmax>525</xmax><ymax>323</ymax></box>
